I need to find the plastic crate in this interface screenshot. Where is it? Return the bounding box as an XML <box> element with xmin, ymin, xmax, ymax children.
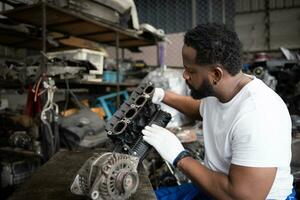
<box><xmin>103</xmin><ymin>70</ymin><xmax>124</xmax><ymax>83</ymax></box>
<box><xmin>47</xmin><ymin>49</ymin><xmax>106</xmax><ymax>74</ymax></box>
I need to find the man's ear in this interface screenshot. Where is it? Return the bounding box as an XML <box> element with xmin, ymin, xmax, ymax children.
<box><xmin>211</xmin><ymin>64</ymin><xmax>223</xmax><ymax>85</ymax></box>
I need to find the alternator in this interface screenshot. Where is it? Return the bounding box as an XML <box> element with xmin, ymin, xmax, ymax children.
<box><xmin>70</xmin><ymin>152</ymin><xmax>139</xmax><ymax>200</ymax></box>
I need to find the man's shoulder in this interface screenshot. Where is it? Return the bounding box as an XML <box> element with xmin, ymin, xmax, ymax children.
<box><xmin>247</xmin><ymin>79</ymin><xmax>286</xmax><ymax>110</ymax></box>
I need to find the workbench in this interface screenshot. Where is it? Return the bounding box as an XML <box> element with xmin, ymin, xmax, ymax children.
<box><xmin>8</xmin><ymin>150</ymin><xmax>157</xmax><ymax>200</ymax></box>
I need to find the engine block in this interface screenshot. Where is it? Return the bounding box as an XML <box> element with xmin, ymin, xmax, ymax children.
<box><xmin>105</xmin><ymin>82</ymin><xmax>171</xmax><ymax>161</ymax></box>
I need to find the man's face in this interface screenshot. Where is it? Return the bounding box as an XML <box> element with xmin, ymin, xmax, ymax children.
<box><xmin>186</xmin><ymin>77</ymin><xmax>215</xmax><ymax>99</ymax></box>
<box><xmin>182</xmin><ymin>45</ymin><xmax>216</xmax><ymax>99</ymax></box>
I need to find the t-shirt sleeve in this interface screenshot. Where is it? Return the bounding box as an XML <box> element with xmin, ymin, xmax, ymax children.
<box><xmin>199</xmin><ymin>98</ymin><xmax>205</xmax><ymax>117</ymax></box>
<box><xmin>231</xmin><ymin>110</ymin><xmax>289</xmax><ymax>167</ymax></box>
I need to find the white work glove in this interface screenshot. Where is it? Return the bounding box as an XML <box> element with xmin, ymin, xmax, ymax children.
<box><xmin>152</xmin><ymin>88</ymin><xmax>165</xmax><ymax>104</ymax></box>
<box><xmin>142</xmin><ymin>124</ymin><xmax>185</xmax><ymax>164</ymax></box>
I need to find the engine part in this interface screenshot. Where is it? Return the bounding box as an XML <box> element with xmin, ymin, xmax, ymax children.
<box><xmin>0</xmin><ymin>98</ymin><xmax>9</xmax><ymax>110</ymax></box>
<box><xmin>252</xmin><ymin>66</ymin><xmax>277</xmax><ymax>90</ymax></box>
<box><xmin>70</xmin><ymin>152</ymin><xmax>139</xmax><ymax>200</ymax></box>
<box><xmin>249</xmin><ymin>55</ymin><xmax>300</xmax><ymax>114</ymax></box>
<box><xmin>253</xmin><ymin>66</ymin><xmax>265</xmax><ymax>79</ymax></box>
<box><xmin>9</xmin><ymin>131</ymin><xmax>32</xmax><ymax>149</ymax></box>
<box><xmin>0</xmin><ymin>154</ymin><xmax>40</xmax><ymax>187</ymax></box>
<box><xmin>60</xmin><ymin>109</ymin><xmax>106</xmax><ymax>149</ymax></box>
<box><xmin>291</xmin><ymin>139</ymin><xmax>300</xmax><ymax>182</ymax></box>
<box><xmin>105</xmin><ymin>82</ymin><xmax>172</xmax><ymax>161</ymax></box>
<box><xmin>40</xmin><ymin>78</ymin><xmax>60</xmax><ymax>160</ymax></box>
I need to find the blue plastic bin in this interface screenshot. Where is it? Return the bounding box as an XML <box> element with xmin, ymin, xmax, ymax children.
<box><xmin>103</xmin><ymin>71</ymin><xmax>124</xmax><ymax>83</ymax></box>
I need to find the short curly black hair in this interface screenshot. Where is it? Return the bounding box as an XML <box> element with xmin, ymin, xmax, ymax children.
<box><xmin>184</xmin><ymin>23</ymin><xmax>242</xmax><ymax>76</ymax></box>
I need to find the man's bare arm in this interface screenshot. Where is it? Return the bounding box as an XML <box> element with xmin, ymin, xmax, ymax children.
<box><xmin>163</xmin><ymin>91</ymin><xmax>202</xmax><ymax>120</ymax></box>
<box><xmin>178</xmin><ymin>157</ymin><xmax>276</xmax><ymax>200</ymax></box>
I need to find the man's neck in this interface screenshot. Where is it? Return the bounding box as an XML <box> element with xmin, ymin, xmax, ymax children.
<box><xmin>216</xmin><ymin>72</ymin><xmax>252</xmax><ymax>103</ymax></box>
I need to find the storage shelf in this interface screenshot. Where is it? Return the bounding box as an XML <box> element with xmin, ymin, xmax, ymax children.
<box><xmin>0</xmin><ymin>27</ymin><xmax>75</xmax><ymax>51</ymax></box>
<box><xmin>1</xmin><ymin>3</ymin><xmax>160</xmax><ymax>49</ymax></box>
<box><xmin>0</xmin><ymin>79</ymin><xmax>140</xmax><ymax>89</ymax></box>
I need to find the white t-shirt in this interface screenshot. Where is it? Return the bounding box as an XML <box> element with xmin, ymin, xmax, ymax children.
<box><xmin>199</xmin><ymin>77</ymin><xmax>293</xmax><ymax>200</ymax></box>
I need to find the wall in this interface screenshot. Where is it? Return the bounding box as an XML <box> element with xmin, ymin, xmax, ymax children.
<box><xmin>235</xmin><ymin>0</ymin><xmax>300</xmax><ymax>52</ymax></box>
<box><xmin>109</xmin><ymin>0</ymin><xmax>235</xmax><ymax>67</ymax></box>
<box><xmin>108</xmin><ymin>0</ymin><xmax>300</xmax><ymax>67</ymax></box>
<box><xmin>106</xmin><ymin>33</ymin><xmax>185</xmax><ymax>67</ymax></box>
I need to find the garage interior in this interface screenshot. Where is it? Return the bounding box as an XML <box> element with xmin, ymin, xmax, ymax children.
<box><xmin>0</xmin><ymin>0</ymin><xmax>300</xmax><ymax>199</ymax></box>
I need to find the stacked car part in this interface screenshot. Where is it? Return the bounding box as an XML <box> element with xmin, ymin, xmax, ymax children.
<box><xmin>70</xmin><ymin>82</ymin><xmax>172</xmax><ymax>200</ymax></box>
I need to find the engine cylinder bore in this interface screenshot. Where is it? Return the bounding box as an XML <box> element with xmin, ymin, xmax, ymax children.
<box><xmin>113</xmin><ymin>121</ymin><xmax>127</xmax><ymax>134</ymax></box>
<box><xmin>143</xmin><ymin>85</ymin><xmax>154</xmax><ymax>95</ymax></box>
<box><xmin>134</xmin><ymin>96</ymin><xmax>147</xmax><ymax>107</ymax></box>
<box><xmin>125</xmin><ymin>108</ymin><xmax>137</xmax><ymax>119</ymax></box>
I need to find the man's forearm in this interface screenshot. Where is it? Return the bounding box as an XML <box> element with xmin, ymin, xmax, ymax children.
<box><xmin>163</xmin><ymin>91</ymin><xmax>201</xmax><ymax>120</ymax></box>
<box><xmin>178</xmin><ymin>157</ymin><xmax>246</xmax><ymax>200</ymax></box>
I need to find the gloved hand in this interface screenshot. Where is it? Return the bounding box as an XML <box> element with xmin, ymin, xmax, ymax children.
<box><xmin>142</xmin><ymin>124</ymin><xmax>185</xmax><ymax>164</ymax></box>
<box><xmin>152</xmin><ymin>88</ymin><xmax>165</xmax><ymax>104</ymax></box>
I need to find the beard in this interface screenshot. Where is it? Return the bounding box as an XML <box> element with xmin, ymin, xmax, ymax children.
<box><xmin>187</xmin><ymin>78</ymin><xmax>215</xmax><ymax>99</ymax></box>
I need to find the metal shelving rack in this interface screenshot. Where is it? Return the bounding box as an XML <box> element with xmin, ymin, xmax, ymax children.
<box><xmin>0</xmin><ymin>1</ymin><xmax>162</xmax><ymax>107</ymax></box>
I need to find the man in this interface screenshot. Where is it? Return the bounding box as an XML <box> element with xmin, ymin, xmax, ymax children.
<box><xmin>142</xmin><ymin>23</ymin><xmax>295</xmax><ymax>200</ymax></box>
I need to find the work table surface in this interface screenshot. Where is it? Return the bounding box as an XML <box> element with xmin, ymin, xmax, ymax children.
<box><xmin>8</xmin><ymin>150</ymin><xmax>157</xmax><ymax>200</ymax></box>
